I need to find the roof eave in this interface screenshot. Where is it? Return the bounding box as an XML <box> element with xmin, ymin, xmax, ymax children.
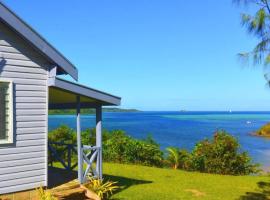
<box><xmin>0</xmin><ymin>1</ymin><xmax>78</xmax><ymax>81</ymax></box>
<box><xmin>49</xmin><ymin>77</ymin><xmax>121</xmax><ymax>106</ymax></box>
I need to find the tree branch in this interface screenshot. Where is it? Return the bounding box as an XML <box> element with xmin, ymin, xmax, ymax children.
<box><xmin>263</xmin><ymin>0</ymin><xmax>270</xmax><ymax>14</ymax></box>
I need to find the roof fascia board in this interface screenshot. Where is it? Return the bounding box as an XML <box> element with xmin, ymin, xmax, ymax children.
<box><xmin>0</xmin><ymin>2</ymin><xmax>78</xmax><ymax>80</ymax></box>
<box><xmin>51</xmin><ymin>78</ymin><xmax>121</xmax><ymax>106</ymax></box>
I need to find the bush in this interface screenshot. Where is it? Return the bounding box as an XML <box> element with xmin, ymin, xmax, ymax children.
<box><xmin>185</xmin><ymin>130</ymin><xmax>258</xmax><ymax>175</ymax></box>
<box><xmin>166</xmin><ymin>147</ymin><xmax>191</xmax><ymax>169</ymax></box>
<box><xmin>48</xmin><ymin>126</ymin><xmax>258</xmax><ymax>175</ymax></box>
<box><xmin>256</xmin><ymin>122</ymin><xmax>270</xmax><ymax>137</ymax></box>
<box><xmin>48</xmin><ymin>125</ymin><xmax>77</xmax><ymax>163</ymax></box>
<box><xmin>103</xmin><ymin>130</ymin><xmax>163</xmax><ymax>167</ymax></box>
<box><xmin>36</xmin><ymin>186</ymin><xmax>57</xmax><ymax>200</ymax></box>
<box><xmin>48</xmin><ymin>126</ymin><xmax>163</xmax><ymax>167</ymax></box>
<box><xmin>84</xmin><ymin>176</ymin><xmax>120</xmax><ymax>200</ymax></box>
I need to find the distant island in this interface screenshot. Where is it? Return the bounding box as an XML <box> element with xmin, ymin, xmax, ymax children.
<box><xmin>255</xmin><ymin>122</ymin><xmax>270</xmax><ymax>138</ymax></box>
<box><xmin>49</xmin><ymin>108</ymin><xmax>140</xmax><ymax>115</ymax></box>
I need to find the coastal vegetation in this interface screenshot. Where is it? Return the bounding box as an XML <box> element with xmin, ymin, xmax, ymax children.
<box><xmin>83</xmin><ymin>177</ymin><xmax>119</xmax><ymax>199</ymax></box>
<box><xmin>48</xmin><ymin>108</ymin><xmax>139</xmax><ymax>115</ymax></box>
<box><xmin>49</xmin><ymin>126</ymin><xmax>258</xmax><ymax>175</ymax></box>
<box><xmin>256</xmin><ymin>122</ymin><xmax>270</xmax><ymax>137</ymax></box>
<box><xmin>166</xmin><ymin>131</ymin><xmax>258</xmax><ymax>175</ymax></box>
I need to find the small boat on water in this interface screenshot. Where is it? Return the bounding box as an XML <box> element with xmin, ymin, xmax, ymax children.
<box><xmin>246</xmin><ymin>121</ymin><xmax>252</xmax><ymax>124</ymax></box>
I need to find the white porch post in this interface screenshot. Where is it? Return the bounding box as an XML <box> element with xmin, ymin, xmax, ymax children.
<box><xmin>76</xmin><ymin>96</ymin><xmax>83</xmax><ymax>184</ymax></box>
<box><xmin>96</xmin><ymin>105</ymin><xmax>102</xmax><ymax>179</ymax></box>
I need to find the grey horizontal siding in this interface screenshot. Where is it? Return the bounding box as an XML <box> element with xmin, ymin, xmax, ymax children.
<box><xmin>0</xmin><ymin>181</ymin><xmax>45</xmax><ymax>195</ymax></box>
<box><xmin>16</xmin><ymin>91</ymin><xmax>47</xmax><ymax>97</ymax></box>
<box><xmin>17</xmin><ymin>116</ymin><xmax>46</xmax><ymax>122</ymax></box>
<box><xmin>0</xmin><ymin>163</ymin><xmax>45</xmax><ymax>174</ymax></box>
<box><xmin>0</xmin><ymin>157</ymin><xmax>45</xmax><ymax>169</ymax></box>
<box><xmin>0</xmin><ymin>169</ymin><xmax>45</xmax><ymax>181</ymax></box>
<box><xmin>16</xmin><ymin>97</ymin><xmax>46</xmax><ymax>103</ymax></box>
<box><xmin>9</xmin><ymin>78</ymin><xmax>47</xmax><ymax>86</ymax></box>
<box><xmin>1</xmin><ymin>151</ymin><xmax>45</xmax><ymax>162</ymax></box>
<box><xmin>0</xmin><ymin>175</ymin><xmax>45</xmax><ymax>188</ymax></box>
<box><xmin>15</xmin><ymin>84</ymin><xmax>46</xmax><ymax>91</ymax></box>
<box><xmin>16</xmin><ymin>109</ymin><xmax>47</xmax><ymax>116</ymax></box>
<box><xmin>2</xmin><ymin>65</ymin><xmax>47</xmax><ymax>74</ymax></box>
<box><xmin>0</xmin><ymin>20</ymin><xmax>49</xmax><ymax>194</ymax></box>
<box><xmin>16</xmin><ymin>139</ymin><xmax>45</xmax><ymax>147</ymax></box>
<box><xmin>0</xmin><ymin>51</ymin><xmax>31</xmax><ymax>61</ymax></box>
<box><xmin>0</xmin><ymin>71</ymin><xmax>47</xmax><ymax>80</ymax></box>
<box><xmin>0</xmin><ymin>146</ymin><xmax>45</xmax><ymax>155</ymax></box>
<box><xmin>16</xmin><ymin>121</ymin><xmax>46</xmax><ymax>128</ymax></box>
<box><xmin>16</xmin><ymin>127</ymin><xmax>47</xmax><ymax>134</ymax></box>
<box><xmin>0</xmin><ymin>59</ymin><xmax>46</xmax><ymax>68</ymax></box>
<box><xmin>16</xmin><ymin>133</ymin><xmax>45</xmax><ymax>141</ymax></box>
<box><xmin>16</xmin><ymin>103</ymin><xmax>47</xmax><ymax>109</ymax></box>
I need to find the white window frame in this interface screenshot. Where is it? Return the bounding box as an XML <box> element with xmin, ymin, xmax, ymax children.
<box><xmin>0</xmin><ymin>79</ymin><xmax>13</xmax><ymax>144</ymax></box>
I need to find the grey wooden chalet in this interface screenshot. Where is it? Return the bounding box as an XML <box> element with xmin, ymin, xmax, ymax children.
<box><xmin>0</xmin><ymin>2</ymin><xmax>121</xmax><ymax>195</ymax></box>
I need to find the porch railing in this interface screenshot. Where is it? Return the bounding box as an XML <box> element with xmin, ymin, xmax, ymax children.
<box><xmin>48</xmin><ymin>141</ymin><xmax>78</xmax><ymax>170</ymax></box>
<box><xmin>81</xmin><ymin>145</ymin><xmax>101</xmax><ymax>181</ymax></box>
<box><xmin>48</xmin><ymin>141</ymin><xmax>101</xmax><ymax>180</ymax></box>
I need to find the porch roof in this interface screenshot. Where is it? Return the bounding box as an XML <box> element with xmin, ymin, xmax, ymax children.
<box><xmin>49</xmin><ymin>78</ymin><xmax>121</xmax><ymax>109</ymax></box>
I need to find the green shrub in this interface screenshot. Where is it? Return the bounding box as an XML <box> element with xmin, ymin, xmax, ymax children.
<box><xmin>166</xmin><ymin>147</ymin><xmax>191</xmax><ymax>169</ymax></box>
<box><xmin>36</xmin><ymin>186</ymin><xmax>56</xmax><ymax>200</ymax></box>
<box><xmin>48</xmin><ymin>125</ymin><xmax>76</xmax><ymax>163</ymax></box>
<box><xmin>48</xmin><ymin>126</ymin><xmax>163</xmax><ymax>167</ymax></box>
<box><xmin>103</xmin><ymin>130</ymin><xmax>163</xmax><ymax>167</ymax></box>
<box><xmin>189</xmin><ymin>130</ymin><xmax>259</xmax><ymax>175</ymax></box>
<box><xmin>84</xmin><ymin>176</ymin><xmax>120</xmax><ymax>199</ymax></box>
<box><xmin>48</xmin><ymin>126</ymin><xmax>258</xmax><ymax>175</ymax></box>
<box><xmin>256</xmin><ymin>122</ymin><xmax>270</xmax><ymax>137</ymax></box>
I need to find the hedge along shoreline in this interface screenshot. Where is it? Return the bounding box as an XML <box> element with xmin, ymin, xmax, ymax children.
<box><xmin>48</xmin><ymin>125</ymin><xmax>259</xmax><ymax>175</ymax></box>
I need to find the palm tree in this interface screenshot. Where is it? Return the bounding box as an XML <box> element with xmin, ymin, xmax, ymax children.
<box><xmin>166</xmin><ymin>147</ymin><xmax>180</xmax><ymax>169</ymax></box>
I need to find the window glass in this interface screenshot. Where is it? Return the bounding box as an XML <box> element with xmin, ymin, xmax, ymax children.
<box><xmin>0</xmin><ymin>81</ymin><xmax>11</xmax><ymax>142</ymax></box>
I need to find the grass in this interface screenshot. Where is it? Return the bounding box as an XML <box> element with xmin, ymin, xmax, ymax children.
<box><xmin>102</xmin><ymin>163</ymin><xmax>270</xmax><ymax>200</ymax></box>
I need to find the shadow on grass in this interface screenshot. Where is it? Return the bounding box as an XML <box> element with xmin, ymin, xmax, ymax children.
<box><xmin>48</xmin><ymin>167</ymin><xmax>153</xmax><ymax>195</ymax></box>
<box><xmin>239</xmin><ymin>181</ymin><xmax>270</xmax><ymax>200</ymax></box>
<box><xmin>103</xmin><ymin>174</ymin><xmax>152</xmax><ymax>200</ymax></box>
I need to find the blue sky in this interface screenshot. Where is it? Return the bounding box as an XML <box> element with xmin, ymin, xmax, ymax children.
<box><xmin>3</xmin><ymin>0</ymin><xmax>270</xmax><ymax>111</ymax></box>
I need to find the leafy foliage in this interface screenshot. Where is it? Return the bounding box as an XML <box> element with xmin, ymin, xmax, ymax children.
<box><xmin>256</xmin><ymin>122</ymin><xmax>270</xmax><ymax>137</ymax></box>
<box><xmin>166</xmin><ymin>147</ymin><xmax>191</xmax><ymax>170</ymax></box>
<box><xmin>49</xmin><ymin>126</ymin><xmax>258</xmax><ymax>175</ymax></box>
<box><xmin>167</xmin><ymin>131</ymin><xmax>258</xmax><ymax>175</ymax></box>
<box><xmin>84</xmin><ymin>177</ymin><xmax>120</xmax><ymax>199</ymax></box>
<box><xmin>48</xmin><ymin>126</ymin><xmax>163</xmax><ymax>167</ymax></box>
<box><xmin>49</xmin><ymin>108</ymin><xmax>139</xmax><ymax>115</ymax></box>
<box><xmin>36</xmin><ymin>186</ymin><xmax>57</xmax><ymax>200</ymax></box>
<box><xmin>234</xmin><ymin>0</ymin><xmax>270</xmax><ymax>83</ymax></box>
<box><xmin>103</xmin><ymin>130</ymin><xmax>164</xmax><ymax>167</ymax></box>
<box><xmin>48</xmin><ymin>126</ymin><xmax>76</xmax><ymax>163</ymax></box>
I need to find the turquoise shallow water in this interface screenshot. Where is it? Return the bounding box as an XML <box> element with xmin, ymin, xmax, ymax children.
<box><xmin>49</xmin><ymin>111</ymin><xmax>270</xmax><ymax>168</ymax></box>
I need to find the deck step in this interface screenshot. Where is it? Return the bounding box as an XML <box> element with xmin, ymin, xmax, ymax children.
<box><xmin>53</xmin><ymin>187</ymin><xmax>86</xmax><ymax>200</ymax></box>
<box><xmin>53</xmin><ymin>187</ymin><xmax>85</xmax><ymax>196</ymax></box>
<box><xmin>51</xmin><ymin>179</ymin><xmax>99</xmax><ymax>200</ymax></box>
<box><xmin>52</xmin><ymin>182</ymin><xmax>80</xmax><ymax>192</ymax></box>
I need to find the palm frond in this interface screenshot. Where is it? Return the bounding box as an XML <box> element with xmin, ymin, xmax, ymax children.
<box><xmin>166</xmin><ymin>147</ymin><xmax>180</xmax><ymax>169</ymax></box>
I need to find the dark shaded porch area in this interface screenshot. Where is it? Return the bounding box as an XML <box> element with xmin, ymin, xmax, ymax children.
<box><xmin>48</xmin><ymin>77</ymin><xmax>121</xmax><ymax>184</ymax></box>
<box><xmin>48</xmin><ymin>167</ymin><xmax>77</xmax><ymax>189</ymax></box>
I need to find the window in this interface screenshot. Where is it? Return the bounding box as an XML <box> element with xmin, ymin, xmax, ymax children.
<box><xmin>0</xmin><ymin>80</ymin><xmax>13</xmax><ymax>144</ymax></box>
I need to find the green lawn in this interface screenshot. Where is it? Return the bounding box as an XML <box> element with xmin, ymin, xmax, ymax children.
<box><xmin>103</xmin><ymin>163</ymin><xmax>270</xmax><ymax>200</ymax></box>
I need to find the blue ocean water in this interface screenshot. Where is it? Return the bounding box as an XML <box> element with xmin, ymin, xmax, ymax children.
<box><xmin>49</xmin><ymin>111</ymin><xmax>270</xmax><ymax>167</ymax></box>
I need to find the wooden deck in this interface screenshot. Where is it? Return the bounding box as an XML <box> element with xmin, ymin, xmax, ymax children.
<box><xmin>48</xmin><ymin>167</ymin><xmax>99</xmax><ymax>200</ymax></box>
